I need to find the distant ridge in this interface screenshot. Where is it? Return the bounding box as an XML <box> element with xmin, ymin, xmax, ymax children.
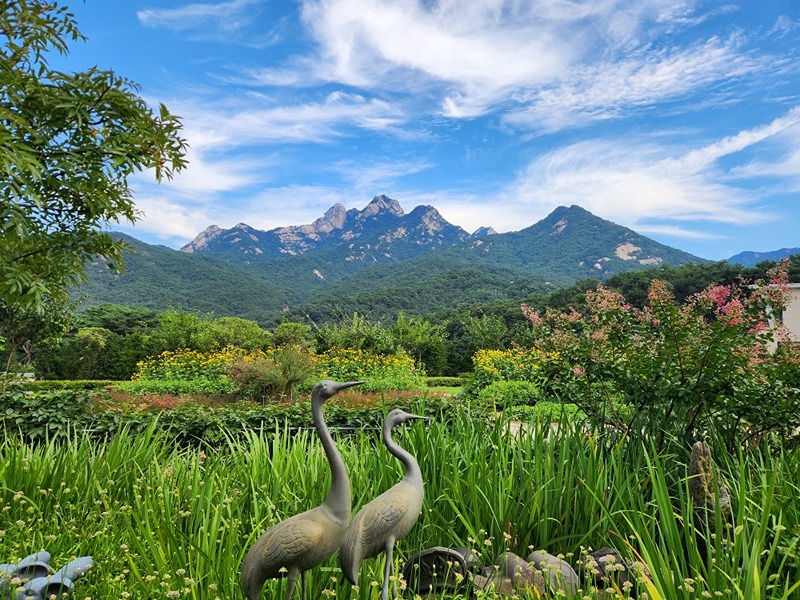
<box><xmin>727</xmin><ymin>247</ymin><xmax>800</xmax><ymax>267</ymax></box>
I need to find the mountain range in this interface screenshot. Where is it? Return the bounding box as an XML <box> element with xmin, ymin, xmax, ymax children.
<box><xmin>80</xmin><ymin>196</ymin><xmax>711</xmax><ymax>324</ymax></box>
<box><xmin>726</xmin><ymin>247</ymin><xmax>800</xmax><ymax>267</ymax></box>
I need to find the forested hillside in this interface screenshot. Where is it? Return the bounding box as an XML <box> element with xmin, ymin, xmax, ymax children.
<box><xmin>77</xmin><ymin>205</ymin><xmax>707</xmax><ymax>325</ymax></box>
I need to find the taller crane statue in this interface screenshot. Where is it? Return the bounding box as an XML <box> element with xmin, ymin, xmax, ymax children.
<box><xmin>241</xmin><ymin>380</ymin><xmax>363</xmax><ymax>600</ymax></box>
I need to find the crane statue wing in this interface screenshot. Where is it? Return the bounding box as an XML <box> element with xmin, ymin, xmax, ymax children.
<box><xmin>347</xmin><ymin>481</ymin><xmax>423</xmax><ymax>561</ymax></box>
<box><xmin>248</xmin><ymin>507</ymin><xmax>346</xmax><ymax>580</ymax></box>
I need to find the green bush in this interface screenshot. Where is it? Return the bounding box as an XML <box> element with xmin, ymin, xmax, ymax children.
<box><xmin>469</xmin><ymin>347</ymin><xmax>547</xmax><ymax>395</ymax></box>
<box><xmin>316</xmin><ymin>347</ymin><xmax>425</xmax><ymax>392</ymax></box>
<box><xmin>19</xmin><ymin>379</ymin><xmax>119</xmax><ymax>391</ymax></box>
<box><xmin>426</xmin><ymin>376</ymin><xmax>463</xmax><ymax>387</ymax></box>
<box><xmin>0</xmin><ymin>387</ymin><xmax>467</xmax><ymax>446</ymax></box>
<box><xmin>522</xmin><ymin>261</ymin><xmax>800</xmax><ymax>450</ymax></box>
<box><xmin>504</xmin><ymin>401</ymin><xmax>586</xmax><ymax>422</ymax></box>
<box><xmin>476</xmin><ymin>379</ymin><xmax>543</xmax><ymax>409</ymax></box>
<box><xmin>227</xmin><ymin>346</ymin><xmax>316</xmax><ymax>402</ymax></box>
<box><xmin>1</xmin><ymin>387</ymin><xmax>96</xmax><ymax>441</ymax></box>
<box><xmin>115</xmin><ymin>376</ymin><xmax>238</xmax><ymax>396</ymax></box>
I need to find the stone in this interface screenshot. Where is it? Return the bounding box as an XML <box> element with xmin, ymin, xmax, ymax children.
<box><xmin>526</xmin><ymin>550</ymin><xmax>580</xmax><ymax>594</ymax></box>
<box><xmin>0</xmin><ymin>552</ymin><xmax>92</xmax><ymax>600</ymax></box>
<box><xmin>472</xmin><ymin>552</ymin><xmax>546</xmax><ymax>596</ymax></box>
<box><xmin>689</xmin><ymin>441</ymin><xmax>732</xmax><ymax>515</ymax></box>
<box><xmin>400</xmin><ymin>546</ymin><xmax>471</xmax><ymax>597</ymax></box>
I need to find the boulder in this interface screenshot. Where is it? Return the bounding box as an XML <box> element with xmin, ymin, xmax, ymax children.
<box><xmin>526</xmin><ymin>550</ymin><xmax>580</xmax><ymax>594</ymax></box>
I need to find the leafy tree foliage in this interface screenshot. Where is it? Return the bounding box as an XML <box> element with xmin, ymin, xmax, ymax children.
<box><xmin>522</xmin><ymin>261</ymin><xmax>800</xmax><ymax>450</ymax></box>
<box><xmin>314</xmin><ymin>313</ymin><xmax>397</xmax><ymax>355</ymax></box>
<box><xmin>0</xmin><ymin>290</ymin><xmax>73</xmax><ymax>373</ymax></box>
<box><xmin>389</xmin><ymin>312</ymin><xmax>447</xmax><ymax>375</ymax></box>
<box><xmin>77</xmin><ymin>303</ymin><xmax>160</xmax><ymax>334</ymax></box>
<box><xmin>0</xmin><ymin>1</ymin><xmax>186</xmax><ymax>313</ymax></box>
<box><xmin>271</xmin><ymin>321</ymin><xmax>314</xmax><ymax>350</ymax></box>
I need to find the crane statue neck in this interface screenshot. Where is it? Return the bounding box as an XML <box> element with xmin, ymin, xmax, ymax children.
<box><xmin>384</xmin><ymin>422</ymin><xmax>422</xmax><ymax>485</ymax></box>
<box><xmin>312</xmin><ymin>395</ymin><xmax>351</xmax><ymax>522</ymax></box>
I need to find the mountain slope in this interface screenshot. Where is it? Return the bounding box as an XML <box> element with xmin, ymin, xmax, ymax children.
<box><xmin>77</xmin><ymin>204</ymin><xmax>708</xmax><ymax>324</ymax></box>
<box><xmin>78</xmin><ymin>233</ymin><xmax>295</xmax><ymax>322</ymax></box>
<box><xmin>445</xmin><ymin>205</ymin><xmax>702</xmax><ymax>283</ymax></box>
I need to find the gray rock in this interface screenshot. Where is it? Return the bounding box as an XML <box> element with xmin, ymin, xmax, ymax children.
<box><xmin>578</xmin><ymin>547</ymin><xmax>651</xmax><ymax>598</ymax></box>
<box><xmin>400</xmin><ymin>546</ymin><xmax>470</xmax><ymax>597</ymax></box>
<box><xmin>526</xmin><ymin>550</ymin><xmax>580</xmax><ymax>594</ymax></box>
<box><xmin>472</xmin><ymin>552</ymin><xmax>546</xmax><ymax>596</ymax></box>
<box><xmin>689</xmin><ymin>441</ymin><xmax>732</xmax><ymax>514</ymax></box>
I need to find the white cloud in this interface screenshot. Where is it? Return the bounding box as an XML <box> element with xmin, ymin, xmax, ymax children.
<box><xmin>166</xmin><ymin>92</ymin><xmax>405</xmax><ymax>149</ymax></box>
<box><xmin>502</xmin><ymin>108</ymin><xmax>800</xmax><ymax>233</ymax></box>
<box><xmin>138</xmin><ymin>0</ymin><xmax>264</xmax><ymax>33</ymax></box>
<box><xmin>301</xmin><ymin>0</ymin><xmax>578</xmax><ymax>96</ymax></box>
<box><xmin>505</xmin><ymin>35</ymin><xmax>765</xmax><ymax>132</ymax></box>
<box><xmin>295</xmin><ymin>0</ymin><xmax>762</xmax><ymax>124</ymax></box>
<box><xmin>124</xmin><ymin>192</ymin><xmax>213</xmax><ymax>241</ymax></box>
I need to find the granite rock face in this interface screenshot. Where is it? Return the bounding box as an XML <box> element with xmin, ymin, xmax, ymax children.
<box><xmin>180</xmin><ymin>195</ymin><xmax>475</xmax><ymax>264</ymax></box>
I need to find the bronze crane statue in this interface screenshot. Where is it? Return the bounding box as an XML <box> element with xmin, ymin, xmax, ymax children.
<box><xmin>339</xmin><ymin>408</ymin><xmax>429</xmax><ymax>600</ymax></box>
<box><xmin>241</xmin><ymin>379</ymin><xmax>363</xmax><ymax>600</ymax></box>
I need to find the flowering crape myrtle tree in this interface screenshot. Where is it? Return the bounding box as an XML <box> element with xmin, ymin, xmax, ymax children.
<box><xmin>0</xmin><ymin>1</ymin><xmax>187</xmax><ymax>317</ymax></box>
<box><xmin>522</xmin><ymin>261</ymin><xmax>800</xmax><ymax>450</ymax></box>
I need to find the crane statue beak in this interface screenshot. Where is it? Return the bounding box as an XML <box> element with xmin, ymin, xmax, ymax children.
<box><xmin>333</xmin><ymin>380</ymin><xmax>365</xmax><ymax>392</ymax></box>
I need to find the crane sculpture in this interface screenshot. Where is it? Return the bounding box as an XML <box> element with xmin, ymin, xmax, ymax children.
<box><xmin>241</xmin><ymin>379</ymin><xmax>363</xmax><ymax>600</ymax></box>
<box><xmin>339</xmin><ymin>408</ymin><xmax>429</xmax><ymax>600</ymax></box>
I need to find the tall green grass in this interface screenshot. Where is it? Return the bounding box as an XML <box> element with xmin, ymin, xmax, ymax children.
<box><xmin>1</xmin><ymin>413</ymin><xmax>797</xmax><ymax>599</ymax></box>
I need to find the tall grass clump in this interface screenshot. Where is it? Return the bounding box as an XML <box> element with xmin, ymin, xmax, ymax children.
<box><xmin>1</xmin><ymin>411</ymin><xmax>797</xmax><ymax>599</ymax></box>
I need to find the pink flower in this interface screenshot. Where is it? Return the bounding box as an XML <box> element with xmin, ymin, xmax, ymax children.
<box><xmin>707</xmin><ymin>285</ymin><xmax>731</xmax><ymax>307</ymax></box>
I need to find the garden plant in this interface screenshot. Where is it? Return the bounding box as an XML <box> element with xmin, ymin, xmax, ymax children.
<box><xmin>0</xmin><ymin>412</ymin><xmax>798</xmax><ymax>599</ymax></box>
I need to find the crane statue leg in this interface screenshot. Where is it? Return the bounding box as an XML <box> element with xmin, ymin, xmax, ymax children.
<box><xmin>285</xmin><ymin>567</ymin><xmax>299</xmax><ymax>600</ymax></box>
<box><xmin>383</xmin><ymin>538</ymin><xmax>396</xmax><ymax>600</ymax></box>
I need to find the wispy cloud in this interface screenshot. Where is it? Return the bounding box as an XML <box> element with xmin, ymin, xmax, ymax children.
<box><xmin>327</xmin><ymin>159</ymin><xmax>433</xmax><ymax>196</ymax></box>
<box><xmin>504</xmin><ymin>35</ymin><xmax>766</xmax><ymax>132</ymax></box>
<box><xmin>166</xmin><ymin>91</ymin><xmax>405</xmax><ymax>150</ymax></box>
<box><xmin>503</xmin><ymin>107</ymin><xmax>800</xmax><ymax>234</ymax></box>
<box><xmin>138</xmin><ymin>0</ymin><xmax>282</xmax><ymax>45</ymax></box>
<box><xmin>294</xmin><ymin>0</ymin><xmax>764</xmax><ymax>125</ymax></box>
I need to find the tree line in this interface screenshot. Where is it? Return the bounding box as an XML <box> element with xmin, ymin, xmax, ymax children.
<box><xmin>8</xmin><ymin>257</ymin><xmax>795</xmax><ymax>381</ymax></box>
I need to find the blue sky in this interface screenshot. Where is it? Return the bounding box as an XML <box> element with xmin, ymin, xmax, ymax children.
<box><xmin>56</xmin><ymin>0</ymin><xmax>800</xmax><ymax>260</ymax></box>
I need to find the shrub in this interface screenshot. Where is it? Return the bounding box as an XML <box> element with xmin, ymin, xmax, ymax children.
<box><xmin>1</xmin><ymin>386</ymin><xmax>96</xmax><ymax>441</ymax></box>
<box><xmin>125</xmin><ymin>347</ymin><xmax>247</xmax><ymax>396</ymax></box>
<box><xmin>316</xmin><ymin>347</ymin><xmax>424</xmax><ymax>392</ymax></box>
<box><xmin>133</xmin><ymin>347</ymin><xmax>245</xmax><ymax>380</ymax></box>
<box><xmin>504</xmin><ymin>401</ymin><xmax>586</xmax><ymax>422</ymax></box>
<box><xmin>425</xmin><ymin>376</ymin><xmax>463</xmax><ymax>387</ymax></box>
<box><xmin>116</xmin><ymin>377</ymin><xmax>237</xmax><ymax>396</ymax></box>
<box><xmin>476</xmin><ymin>379</ymin><xmax>543</xmax><ymax>410</ymax></box>
<box><xmin>470</xmin><ymin>347</ymin><xmax>548</xmax><ymax>392</ymax></box>
<box><xmin>20</xmin><ymin>379</ymin><xmax>118</xmax><ymax>391</ymax></box>
<box><xmin>227</xmin><ymin>346</ymin><xmax>316</xmax><ymax>402</ymax></box>
<box><xmin>522</xmin><ymin>260</ymin><xmax>800</xmax><ymax>449</ymax></box>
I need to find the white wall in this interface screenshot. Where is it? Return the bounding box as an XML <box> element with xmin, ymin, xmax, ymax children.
<box><xmin>783</xmin><ymin>284</ymin><xmax>800</xmax><ymax>343</ymax></box>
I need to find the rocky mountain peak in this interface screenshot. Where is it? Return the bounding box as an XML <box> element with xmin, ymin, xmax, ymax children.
<box><xmin>181</xmin><ymin>224</ymin><xmax>222</xmax><ymax>253</ymax></box>
<box><xmin>472</xmin><ymin>226</ymin><xmax>497</xmax><ymax>237</ymax></box>
<box><xmin>359</xmin><ymin>194</ymin><xmax>405</xmax><ymax>220</ymax></box>
<box><xmin>408</xmin><ymin>205</ymin><xmax>450</xmax><ymax>231</ymax></box>
<box><xmin>311</xmin><ymin>203</ymin><xmax>347</xmax><ymax>234</ymax></box>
